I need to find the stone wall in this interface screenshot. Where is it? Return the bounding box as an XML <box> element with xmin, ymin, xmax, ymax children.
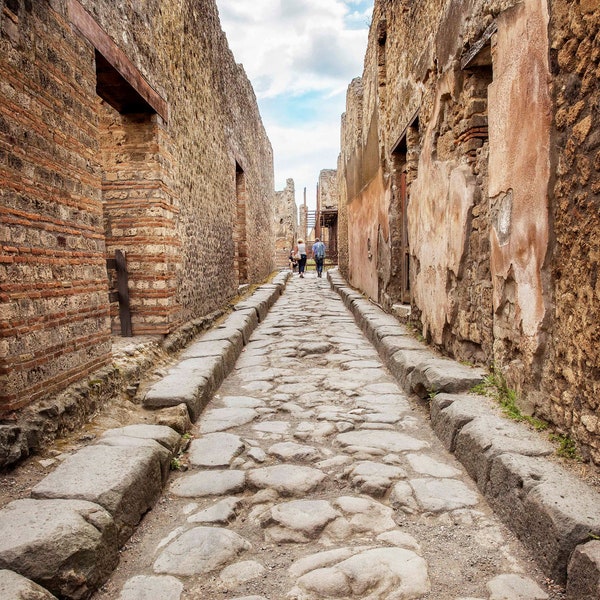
<box><xmin>274</xmin><ymin>178</ymin><xmax>297</xmax><ymax>268</ymax></box>
<box><xmin>338</xmin><ymin>0</ymin><xmax>600</xmax><ymax>462</ymax></box>
<box><xmin>0</xmin><ymin>0</ymin><xmax>274</xmax><ymax>438</ymax></box>
<box><xmin>544</xmin><ymin>0</ymin><xmax>600</xmax><ymax>462</ymax></box>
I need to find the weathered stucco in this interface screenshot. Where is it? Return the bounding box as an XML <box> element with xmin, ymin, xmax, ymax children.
<box><xmin>488</xmin><ymin>0</ymin><xmax>551</xmax><ymax>348</ymax></box>
<box><xmin>338</xmin><ymin>0</ymin><xmax>600</xmax><ymax>463</ymax></box>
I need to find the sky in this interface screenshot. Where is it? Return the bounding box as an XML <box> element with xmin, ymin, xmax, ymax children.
<box><xmin>215</xmin><ymin>0</ymin><xmax>374</xmax><ymax>208</ymax></box>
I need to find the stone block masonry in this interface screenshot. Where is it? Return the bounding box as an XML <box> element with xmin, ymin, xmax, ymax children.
<box><xmin>0</xmin><ymin>0</ymin><xmax>275</xmax><ymax>455</ymax></box>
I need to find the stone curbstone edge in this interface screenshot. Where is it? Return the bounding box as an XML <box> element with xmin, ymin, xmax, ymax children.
<box><xmin>327</xmin><ymin>269</ymin><xmax>600</xmax><ymax>596</ymax></box>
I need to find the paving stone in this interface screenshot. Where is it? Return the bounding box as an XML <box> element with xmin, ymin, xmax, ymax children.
<box><xmin>153</xmin><ymin>527</ymin><xmax>251</xmax><ymax>576</ymax></box>
<box><xmin>199</xmin><ymin>407</ymin><xmax>258</xmax><ymax>433</ymax></box>
<box><xmin>406</xmin><ymin>453</ymin><xmax>462</xmax><ymax>478</ymax></box>
<box><xmin>486</xmin><ymin>574</ymin><xmax>549</xmax><ymax>599</ymax></box>
<box><xmin>262</xmin><ymin>500</ymin><xmax>339</xmax><ymax>541</ymax></box>
<box><xmin>0</xmin><ymin>569</ymin><xmax>58</xmax><ymax>599</ymax></box>
<box><xmin>222</xmin><ymin>395</ymin><xmax>266</xmax><ymax>408</ymax></box>
<box><xmin>31</xmin><ymin>445</ymin><xmax>164</xmax><ymax>544</ymax></box>
<box><xmin>343</xmin><ymin>461</ymin><xmax>407</xmax><ymax>497</ymax></box>
<box><xmin>267</xmin><ymin>441</ymin><xmax>321</xmax><ymax>462</ymax></box>
<box><xmin>187</xmin><ymin>497</ymin><xmax>242</xmax><ymax>524</ymax></box>
<box><xmin>289</xmin><ymin>547</ymin><xmax>430</xmax><ymax>599</ymax></box>
<box><xmin>247</xmin><ymin>447</ymin><xmax>267</xmax><ymax>463</ymax></box>
<box><xmin>171</xmin><ymin>470</ymin><xmax>246</xmax><ymax>497</ymax></box>
<box><xmin>332</xmin><ymin>496</ymin><xmax>397</xmax><ymax>535</ymax></box>
<box><xmin>389</xmin><ymin>481</ymin><xmax>419</xmax><ymax>513</ymax></box>
<box><xmin>409</xmin><ymin>478</ymin><xmax>480</xmax><ymax>512</ymax></box>
<box><xmin>297</xmin><ymin>341</ymin><xmax>332</xmax><ymax>356</ymax></box>
<box><xmin>336</xmin><ymin>429</ymin><xmax>429</xmax><ymax>453</ymax></box>
<box><xmin>188</xmin><ymin>433</ymin><xmax>245</xmax><ymax>467</ymax></box>
<box><xmin>118</xmin><ymin>575</ymin><xmax>183</xmax><ymax>600</ymax></box>
<box><xmin>219</xmin><ymin>561</ymin><xmax>266</xmax><ymax>587</ymax></box>
<box><xmin>100</xmin><ymin>425</ymin><xmax>181</xmax><ymax>453</ymax></box>
<box><xmin>253</xmin><ymin>420</ymin><xmax>290</xmax><ymax>434</ymax></box>
<box><xmin>0</xmin><ymin>499</ymin><xmax>118</xmax><ymax>600</ymax></box>
<box><xmin>247</xmin><ymin>465</ymin><xmax>326</xmax><ymax>496</ymax></box>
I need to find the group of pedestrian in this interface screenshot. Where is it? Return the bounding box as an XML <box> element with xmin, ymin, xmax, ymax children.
<box><xmin>288</xmin><ymin>238</ymin><xmax>326</xmax><ymax>278</ymax></box>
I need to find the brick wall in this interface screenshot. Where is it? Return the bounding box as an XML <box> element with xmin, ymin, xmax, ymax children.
<box><xmin>0</xmin><ymin>0</ymin><xmax>274</xmax><ymax>437</ymax></box>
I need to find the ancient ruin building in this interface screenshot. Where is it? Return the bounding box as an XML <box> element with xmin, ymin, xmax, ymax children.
<box><xmin>0</xmin><ymin>0</ymin><xmax>275</xmax><ymax>463</ymax></box>
<box><xmin>273</xmin><ymin>178</ymin><xmax>297</xmax><ymax>268</ymax></box>
<box><xmin>316</xmin><ymin>169</ymin><xmax>339</xmax><ymax>262</ymax></box>
<box><xmin>338</xmin><ymin>0</ymin><xmax>600</xmax><ymax>463</ymax></box>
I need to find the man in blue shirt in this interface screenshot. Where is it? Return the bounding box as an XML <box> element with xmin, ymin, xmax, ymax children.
<box><xmin>312</xmin><ymin>238</ymin><xmax>326</xmax><ymax>278</ymax></box>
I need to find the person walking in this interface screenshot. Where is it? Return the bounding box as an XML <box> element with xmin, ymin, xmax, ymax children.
<box><xmin>312</xmin><ymin>238</ymin><xmax>326</xmax><ymax>278</ymax></box>
<box><xmin>295</xmin><ymin>239</ymin><xmax>307</xmax><ymax>278</ymax></box>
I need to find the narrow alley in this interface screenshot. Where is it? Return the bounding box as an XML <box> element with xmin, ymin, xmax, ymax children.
<box><xmin>91</xmin><ymin>272</ymin><xmax>556</xmax><ymax>600</ymax></box>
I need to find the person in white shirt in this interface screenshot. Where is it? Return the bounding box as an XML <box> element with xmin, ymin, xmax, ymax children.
<box><xmin>295</xmin><ymin>239</ymin><xmax>307</xmax><ymax>278</ymax></box>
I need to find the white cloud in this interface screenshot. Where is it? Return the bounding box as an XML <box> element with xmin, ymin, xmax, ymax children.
<box><xmin>216</xmin><ymin>0</ymin><xmax>373</xmax><ymax>207</ymax></box>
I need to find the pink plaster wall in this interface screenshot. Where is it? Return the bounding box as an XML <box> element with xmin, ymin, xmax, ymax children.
<box><xmin>488</xmin><ymin>0</ymin><xmax>552</xmax><ymax>343</ymax></box>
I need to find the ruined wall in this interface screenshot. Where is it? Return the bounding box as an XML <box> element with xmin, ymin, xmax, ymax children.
<box><xmin>274</xmin><ymin>178</ymin><xmax>297</xmax><ymax>268</ymax></box>
<box><xmin>544</xmin><ymin>0</ymin><xmax>600</xmax><ymax>463</ymax></box>
<box><xmin>0</xmin><ymin>0</ymin><xmax>274</xmax><ymax>437</ymax></box>
<box><xmin>339</xmin><ymin>0</ymin><xmax>600</xmax><ymax>462</ymax></box>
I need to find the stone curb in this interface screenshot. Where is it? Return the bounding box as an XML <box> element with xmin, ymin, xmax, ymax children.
<box><xmin>0</xmin><ymin>424</ymin><xmax>181</xmax><ymax>600</ymax></box>
<box><xmin>327</xmin><ymin>269</ymin><xmax>600</xmax><ymax>597</ymax></box>
<box><xmin>144</xmin><ymin>273</ymin><xmax>290</xmax><ymax>421</ymax></box>
<box><xmin>0</xmin><ymin>273</ymin><xmax>292</xmax><ymax>600</ymax></box>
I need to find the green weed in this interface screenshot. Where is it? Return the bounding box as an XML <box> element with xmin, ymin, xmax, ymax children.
<box><xmin>471</xmin><ymin>366</ymin><xmax>548</xmax><ymax>431</ymax></box>
<box><xmin>550</xmin><ymin>433</ymin><xmax>582</xmax><ymax>461</ymax></box>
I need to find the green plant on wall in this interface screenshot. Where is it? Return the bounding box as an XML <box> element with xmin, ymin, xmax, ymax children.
<box><xmin>471</xmin><ymin>365</ymin><xmax>548</xmax><ymax>431</ymax></box>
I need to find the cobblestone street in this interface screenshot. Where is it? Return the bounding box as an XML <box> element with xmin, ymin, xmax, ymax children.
<box><xmin>92</xmin><ymin>273</ymin><xmax>555</xmax><ymax>600</ymax></box>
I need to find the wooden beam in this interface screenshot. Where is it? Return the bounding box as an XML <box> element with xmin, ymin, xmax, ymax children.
<box><xmin>68</xmin><ymin>0</ymin><xmax>169</xmax><ymax>121</ymax></box>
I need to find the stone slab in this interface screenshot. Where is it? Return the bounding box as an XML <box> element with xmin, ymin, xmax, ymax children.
<box><xmin>430</xmin><ymin>393</ymin><xmax>499</xmax><ymax>451</ymax></box>
<box><xmin>188</xmin><ymin>433</ymin><xmax>245</xmax><ymax>467</ymax></box>
<box><xmin>486</xmin><ymin>453</ymin><xmax>600</xmax><ymax>583</ymax></box>
<box><xmin>170</xmin><ymin>470</ymin><xmax>246</xmax><ymax>497</ymax></box>
<box><xmin>154</xmin><ymin>527</ymin><xmax>251</xmax><ymax>576</ymax></box>
<box><xmin>143</xmin><ymin>367</ymin><xmax>209</xmax><ymax>421</ymax></box>
<box><xmin>567</xmin><ymin>540</ymin><xmax>600</xmax><ymax>600</ymax></box>
<box><xmin>100</xmin><ymin>424</ymin><xmax>181</xmax><ymax>453</ymax></box>
<box><xmin>31</xmin><ymin>444</ymin><xmax>164</xmax><ymax>545</ymax></box>
<box><xmin>0</xmin><ymin>570</ymin><xmax>58</xmax><ymax>599</ymax></box>
<box><xmin>180</xmin><ymin>339</ymin><xmax>239</xmax><ymax>374</ymax></box>
<box><xmin>118</xmin><ymin>575</ymin><xmax>183</xmax><ymax>600</ymax></box>
<box><xmin>454</xmin><ymin>415</ymin><xmax>554</xmax><ymax>488</ymax></box>
<box><xmin>409</xmin><ymin>358</ymin><xmax>485</xmax><ymax>398</ymax></box>
<box><xmin>0</xmin><ymin>499</ymin><xmax>118</xmax><ymax>600</ymax></box>
<box><xmin>247</xmin><ymin>465</ymin><xmax>326</xmax><ymax>497</ymax></box>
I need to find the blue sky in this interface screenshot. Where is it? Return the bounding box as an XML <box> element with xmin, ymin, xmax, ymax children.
<box><xmin>215</xmin><ymin>0</ymin><xmax>374</xmax><ymax>208</ymax></box>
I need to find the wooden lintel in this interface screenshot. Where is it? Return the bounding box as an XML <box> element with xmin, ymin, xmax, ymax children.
<box><xmin>461</xmin><ymin>21</ymin><xmax>498</xmax><ymax>70</ymax></box>
<box><xmin>391</xmin><ymin>108</ymin><xmax>420</xmax><ymax>155</ymax></box>
<box><xmin>68</xmin><ymin>0</ymin><xmax>169</xmax><ymax>121</ymax></box>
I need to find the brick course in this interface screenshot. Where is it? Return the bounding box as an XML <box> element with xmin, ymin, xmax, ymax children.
<box><xmin>0</xmin><ymin>0</ymin><xmax>274</xmax><ymax>458</ymax></box>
